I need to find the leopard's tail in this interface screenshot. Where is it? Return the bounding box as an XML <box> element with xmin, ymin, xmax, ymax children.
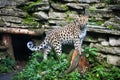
<box><xmin>27</xmin><ymin>41</ymin><xmax>47</xmax><ymax>51</ymax></box>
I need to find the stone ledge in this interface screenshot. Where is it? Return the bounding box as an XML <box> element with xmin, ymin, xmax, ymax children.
<box><xmin>87</xmin><ymin>26</ymin><xmax>120</xmax><ymax>36</ymax></box>
<box><xmin>107</xmin><ymin>55</ymin><xmax>120</xmax><ymax>66</ymax></box>
<box><xmin>63</xmin><ymin>0</ymin><xmax>99</xmax><ymax>3</ymax></box>
<box><xmin>93</xmin><ymin>43</ymin><xmax>120</xmax><ymax>56</ymax></box>
<box><xmin>66</xmin><ymin>3</ymin><xmax>89</xmax><ymax>10</ymax></box>
<box><xmin>108</xmin><ymin>5</ymin><xmax>120</xmax><ymax>11</ymax></box>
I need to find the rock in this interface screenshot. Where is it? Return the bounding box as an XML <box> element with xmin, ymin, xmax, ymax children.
<box><xmin>101</xmin><ymin>40</ymin><xmax>109</xmax><ymax>46</ymax></box>
<box><xmin>93</xmin><ymin>43</ymin><xmax>120</xmax><ymax>56</ymax></box>
<box><xmin>107</xmin><ymin>55</ymin><xmax>120</xmax><ymax>66</ymax></box>
<box><xmin>84</xmin><ymin>35</ymin><xmax>98</xmax><ymax>43</ymax></box>
<box><xmin>26</xmin><ymin>1</ymin><xmax>49</xmax><ymax>12</ymax></box>
<box><xmin>49</xmin><ymin>20</ymin><xmax>68</xmax><ymax>26</ymax></box>
<box><xmin>90</xmin><ymin>9</ymin><xmax>114</xmax><ymax>19</ymax></box>
<box><xmin>33</xmin><ymin>11</ymin><xmax>48</xmax><ymax>20</ymax></box>
<box><xmin>87</xmin><ymin>26</ymin><xmax>120</xmax><ymax>36</ymax></box>
<box><xmin>0</xmin><ymin>18</ymin><xmax>6</xmax><ymax>26</ymax></box>
<box><xmin>109</xmin><ymin>16</ymin><xmax>120</xmax><ymax>24</ymax></box>
<box><xmin>63</xmin><ymin>0</ymin><xmax>99</xmax><ymax>3</ymax></box>
<box><xmin>37</xmin><ymin>4</ymin><xmax>49</xmax><ymax>11</ymax></box>
<box><xmin>97</xmin><ymin>53</ymin><xmax>107</xmax><ymax>62</ymax></box>
<box><xmin>49</xmin><ymin>12</ymin><xmax>67</xmax><ymax>20</ymax></box>
<box><xmin>34</xmin><ymin>1</ymin><xmax>50</xmax><ymax>11</ymax></box>
<box><xmin>51</xmin><ymin>3</ymin><xmax>68</xmax><ymax>12</ymax></box>
<box><xmin>1</xmin><ymin>16</ymin><xmax>22</xmax><ymax>24</ymax></box>
<box><xmin>0</xmin><ymin>8</ymin><xmax>27</xmax><ymax>18</ymax></box>
<box><xmin>96</xmin><ymin>3</ymin><xmax>105</xmax><ymax>9</ymax></box>
<box><xmin>109</xmin><ymin>37</ymin><xmax>120</xmax><ymax>46</ymax></box>
<box><xmin>63</xmin><ymin>0</ymin><xmax>78</xmax><ymax>2</ymax></box>
<box><xmin>48</xmin><ymin>20</ymin><xmax>56</xmax><ymax>25</ymax></box>
<box><xmin>104</xmin><ymin>21</ymin><xmax>120</xmax><ymax>30</ymax></box>
<box><xmin>79</xmin><ymin>0</ymin><xmax>100</xmax><ymax>3</ymax></box>
<box><xmin>66</xmin><ymin>3</ymin><xmax>89</xmax><ymax>10</ymax></box>
<box><xmin>51</xmin><ymin>26</ymin><xmax>61</xmax><ymax>29</ymax></box>
<box><xmin>0</xmin><ymin>0</ymin><xmax>25</xmax><ymax>8</ymax></box>
<box><xmin>108</xmin><ymin>5</ymin><xmax>120</xmax><ymax>11</ymax></box>
<box><xmin>98</xmin><ymin>37</ymin><xmax>106</xmax><ymax>42</ymax></box>
<box><xmin>66</xmin><ymin>11</ymin><xmax>78</xmax><ymax>18</ymax></box>
<box><xmin>0</xmin><ymin>0</ymin><xmax>16</xmax><ymax>7</ymax></box>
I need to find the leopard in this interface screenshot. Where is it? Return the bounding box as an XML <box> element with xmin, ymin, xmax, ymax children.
<box><xmin>27</xmin><ymin>15</ymin><xmax>89</xmax><ymax>60</ymax></box>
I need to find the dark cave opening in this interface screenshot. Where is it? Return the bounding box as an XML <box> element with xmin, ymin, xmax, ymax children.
<box><xmin>11</xmin><ymin>34</ymin><xmax>33</xmax><ymax>61</ymax></box>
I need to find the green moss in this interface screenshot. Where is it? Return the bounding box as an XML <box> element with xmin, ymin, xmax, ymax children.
<box><xmin>22</xmin><ymin>0</ymin><xmax>42</xmax><ymax>11</ymax></box>
<box><xmin>96</xmin><ymin>21</ymin><xmax>104</xmax><ymax>25</ymax></box>
<box><xmin>65</xmin><ymin>11</ymin><xmax>74</xmax><ymax>22</ymax></box>
<box><xmin>89</xmin><ymin>17</ymin><xmax>104</xmax><ymax>26</ymax></box>
<box><xmin>106</xmin><ymin>0</ymin><xmax>120</xmax><ymax>4</ymax></box>
<box><xmin>89</xmin><ymin>6</ymin><xmax>96</xmax><ymax>13</ymax></box>
<box><xmin>107</xmin><ymin>25</ymin><xmax>115</xmax><ymax>30</ymax></box>
<box><xmin>22</xmin><ymin>14</ymin><xmax>40</xmax><ymax>28</ymax></box>
<box><xmin>61</xmin><ymin>4</ymin><xmax>68</xmax><ymax>10</ymax></box>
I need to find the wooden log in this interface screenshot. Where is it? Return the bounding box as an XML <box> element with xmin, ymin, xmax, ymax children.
<box><xmin>0</xmin><ymin>27</ymin><xmax>44</xmax><ymax>36</ymax></box>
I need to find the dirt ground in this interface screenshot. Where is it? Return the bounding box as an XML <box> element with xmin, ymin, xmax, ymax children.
<box><xmin>0</xmin><ymin>61</ymin><xmax>26</xmax><ymax>80</ymax></box>
<box><xmin>0</xmin><ymin>72</ymin><xmax>16</xmax><ymax>80</ymax></box>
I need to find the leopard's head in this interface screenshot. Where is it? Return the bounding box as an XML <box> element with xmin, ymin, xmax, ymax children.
<box><xmin>75</xmin><ymin>15</ymin><xmax>89</xmax><ymax>28</ymax></box>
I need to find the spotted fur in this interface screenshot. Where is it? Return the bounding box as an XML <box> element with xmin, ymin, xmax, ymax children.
<box><xmin>27</xmin><ymin>15</ymin><xmax>88</xmax><ymax>59</ymax></box>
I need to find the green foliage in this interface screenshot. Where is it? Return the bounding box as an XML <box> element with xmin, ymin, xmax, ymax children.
<box><xmin>13</xmin><ymin>47</ymin><xmax>120</xmax><ymax>80</ymax></box>
<box><xmin>106</xmin><ymin>0</ymin><xmax>120</xmax><ymax>4</ymax></box>
<box><xmin>106</xmin><ymin>0</ymin><xmax>111</xmax><ymax>4</ymax></box>
<box><xmin>65</xmin><ymin>11</ymin><xmax>74</xmax><ymax>22</ymax></box>
<box><xmin>107</xmin><ymin>25</ymin><xmax>116</xmax><ymax>30</ymax></box>
<box><xmin>89</xmin><ymin>17</ymin><xmax>104</xmax><ymax>26</ymax></box>
<box><xmin>22</xmin><ymin>14</ymin><xmax>40</xmax><ymax>28</ymax></box>
<box><xmin>61</xmin><ymin>4</ymin><xmax>69</xmax><ymax>10</ymax></box>
<box><xmin>89</xmin><ymin>6</ymin><xmax>96</xmax><ymax>13</ymax></box>
<box><xmin>0</xmin><ymin>57</ymin><xmax>15</xmax><ymax>73</ymax></box>
<box><xmin>22</xmin><ymin>0</ymin><xmax>42</xmax><ymax>12</ymax></box>
<box><xmin>84</xmin><ymin>47</ymin><xmax>98</xmax><ymax>63</ymax></box>
<box><xmin>13</xmin><ymin>52</ymin><xmax>80</xmax><ymax>80</ymax></box>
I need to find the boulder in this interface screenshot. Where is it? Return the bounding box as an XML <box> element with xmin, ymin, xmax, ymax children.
<box><xmin>104</xmin><ymin>21</ymin><xmax>120</xmax><ymax>30</ymax></box>
<box><xmin>33</xmin><ymin>11</ymin><xmax>48</xmax><ymax>20</ymax></box>
<box><xmin>50</xmin><ymin>3</ymin><xmax>68</xmax><ymax>12</ymax></box>
<box><xmin>108</xmin><ymin>5</ymin><xmax>120</xmax><ymax>11</ymax></box>
<box><xmin>0</xmin><ymin>8</ymin><xmax>27</xmax><ymax>18</ymax></box>
<box><xmin>1</xmin><ymin>16</ymin><xmax>22</xmax><ymax>24</ymax></box>
<box><xmin>66</xmin><ymin>3</ymin><xmax>89</xmax><ymax>10</ymax></box>
<box><xmin>109</xmin><ymin>37</ymin><xmax>120</xmax><ymax>46</ymax></box>
<box><xmin>0</xmin><ymin>18</ymin><xmax>6</xmax><ymax>26</ymax></box>
<box><xmin>89</xmin><ymin>9</ymin><xmax>114</xmax><ymax>19</ymax></box>
<box><xmin>101</xmin><ymin>40</ymin><xmax>109</xmax><ymax>46</ymax></box>
<box><xmin>84</xmin><ymin>35</ymin><xmax>98</xmax><ymax>43</ymax></box>
<box><xmin>107</xmin><ymin>55</ymin><xmax>120</xmax><ymax>66</ymax></box>
<box><xmin>36</xmin><ymin>4</ymin><xmax>49</xmax><ymax>11</ymax></box>
<box><xmin>49</xmin><ymin>12</ymin><xmax>67</xmax><ymax>20</ymax></box>
<box><xmin>63</xmin><ymin>0</ymin><xmax>99</xmax><ymax>3</ymax></box>
<box><xmin>87</xmin><ymin>26</ymin><xmax>120</xmax><ymax>36</ymax></box>
<box><xmin>25</xmin><ymin>1</ymin><xmax>49</xmax><ymax>12</ymax></box>
<box><xmin>49</xmin><ymin>20</ymin><xmax>68</xmax><ymax>26</ymax></box>
<box><xmin>93</xmin><ymin>43</ymin><xmax>120</xmax><ymax>56</ymax></box>
<box><xmin>109</xmin><ymin>16</ymin><xmax>120</xmax><ymax>24</ymax></box>
<box><xmin>96</xmin><ymin>3</ymin><xmax>105</xmax><ymax>9</ymax></box>
<box><xmin>78</xmin><ymin>0</ymin><xmax>100</xmax><ymax>3</ymax></box>
<box><xmin>0</xmin><ymin>0</ymin><xmax>25</xmax><ymax>8</ymax></box>
<box><xmin>33</xmin><ymin>1</ymin><xmax>50</xmax><ymax>11</ymax></box>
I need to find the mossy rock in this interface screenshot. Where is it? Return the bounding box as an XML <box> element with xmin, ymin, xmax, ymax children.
<box><xmin>51</xmin><ymin>3</ymin><xmax>68</xmax><ymax>12</ymax></box>
<box><xmin>22</xmin><ymin>14</ymin><xmax>41</xmax><ymax>28</ymax></box>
